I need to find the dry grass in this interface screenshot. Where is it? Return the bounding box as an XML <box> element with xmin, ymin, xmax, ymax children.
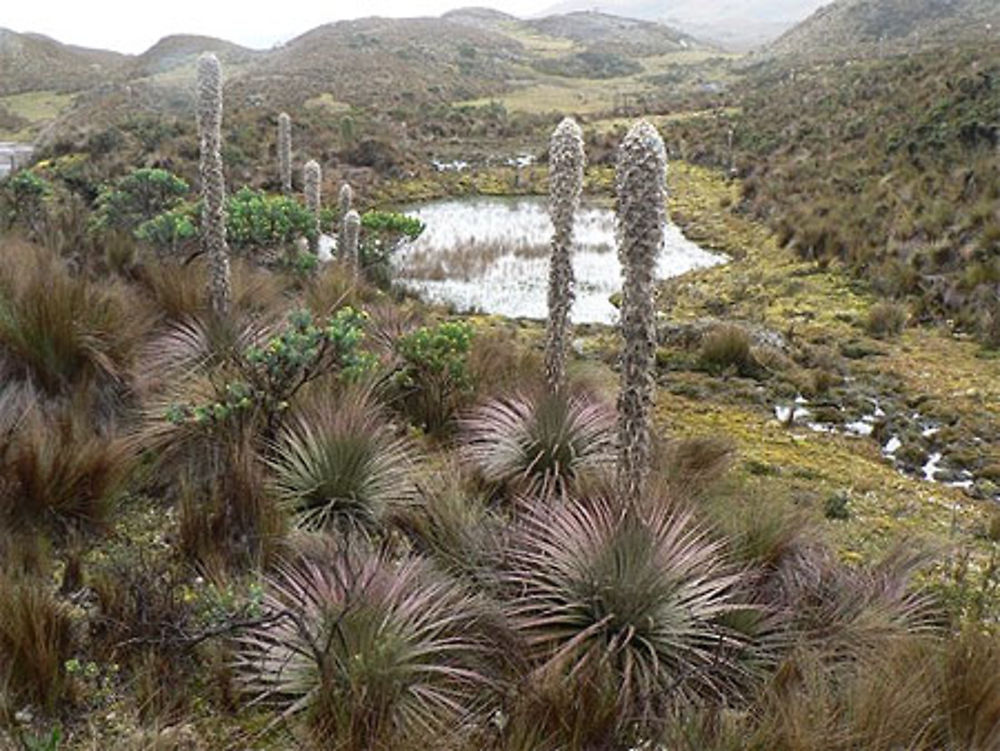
<box><xmin>0</xmin><ymin>568</ymin><xmax>75</xmax><ymax>715</ymax></box>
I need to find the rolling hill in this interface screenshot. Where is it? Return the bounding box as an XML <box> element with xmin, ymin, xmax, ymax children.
<box><xmin>540</xmin><ymin>0</ymin><xmax>829</xmax><ymax>50</ymax></box>
<box><xmin>767</xmin><ymin>0</ymin><xmax>1000</xmax><ymax>59</ymax></box>
<box><xmin>0</xmin><ymin>28</ymin><xmax>126</xmax><ymax>95</ymax></box>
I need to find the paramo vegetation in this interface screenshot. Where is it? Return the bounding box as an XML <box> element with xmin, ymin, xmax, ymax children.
<box><xmin>0</xmin><ymin>36</ymin><xmax>999</xmax><ymax>751</ymax></box>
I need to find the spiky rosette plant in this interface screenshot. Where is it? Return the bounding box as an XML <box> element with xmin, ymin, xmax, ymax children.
<box><xmin>277</xmin><ymin>112</ymin><xmax>292</xmax><ymax>194</ymax></box>
<box><xmin>459</xmin><ymin>390</ymin><xmax>615</xmax><ymax>501</ymax></box>
<box><xmin>234</xmin><ymin>548</ymin><xmax>502</xmax><ymax>746</ymax></box>
<box><xmin>341</xmin><ymin>209</ymin><xmax>360</xmax><ymax>270</ymax></box>
<box><xmin>269</xmin><ymin>394</ymin><xmax>418</xmax><ymax>535</ymax></box>
<box><xmin>501</xmin><ymin>497</ymin><xmax>755</xmax><ymax>747</ymax></box>
<box><xmin>196</xmin><ymin>52</ymin><xmax>231</xmax><ymax>317</ymax></box>
<box><xmin>303</xmin><ymin>159</ymin><xmax>321</xmax><ymax>254</ymax></box>
<box><xmin>545</xmin><ymin>117</ymin><xmax>585</xmax><ymax>394</ymax></box>
<box><xmin>615</xmin><ymin>120</ymin><xmax>666</xmax><ymax>505</ymax></box>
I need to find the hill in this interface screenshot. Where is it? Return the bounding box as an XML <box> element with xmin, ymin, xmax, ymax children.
<box><xmin>524</xmin><ymin>11</ymin><xmax>702</xmax><ymax>55</ymax></box>
<box><xmin>768</xmin><ymin>0</ymin><xmax>1000</xmax><ymax>59</ymax></box>
<box><xmin>0</xmin><ymin>28</ymin><xmax>126</xmax><ymax>95</ymax></box>
<box><xmin>246</xmin><ymin>17</ymin><xmax>525</xmax><ymax>109</ymax></box>
<box><xmin>126</xmin><ymin>34</ymin><xmax>260</xmax><ymax>79</ymax></box>
<box><xmin>539</xmin><ymin>0</ymin><xmax>828</xmax><ymax>50</ymax></box>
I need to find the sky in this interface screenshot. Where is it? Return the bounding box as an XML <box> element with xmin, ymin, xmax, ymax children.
<box><xmin>2</xmin><ymin>0</ymin><xmax>548</xmax><ymax>54</ymax></box>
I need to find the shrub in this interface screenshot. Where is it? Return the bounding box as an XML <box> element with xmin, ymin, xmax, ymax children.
<box><xmin>459</xmin><ymin>390</ymin><xmax>616</xmax><ymax>500</ymax></box>
<box><xmin>234</xmin><ymin>547</ymin><xmax>502</xmax><ymax>747</ymax></box>
<box><xmin>134</xmin><ymin>202</ymin><xmax>198</xmax><ymax>257</ymax></box>
<box><xmin>161</xmin><ymin>307</ymin><xmax>373</xmax><ymax>439</ymax></box>
<box><xmin>225</xmin><ymin>187</ymin><xmax>316</xmax><ymax>257</ymax></box>
<box><xmin>0</xmin><ymin>171</ymin><xmax>51</xmax><ymax>236</ymax></box>
<box><xmin>358</xmin><ymin>210</ymin><xmax>425</xmax><ymax>287</ymax></box>
<box><xmin>92</xmin><ymin>167</ymin><xmax>189</xmax><ymax>233</ymax></box>
<box><xmin>390</xmin><ymin>320</ymin><xmax>474</xmax><ymax>435</ymax></box>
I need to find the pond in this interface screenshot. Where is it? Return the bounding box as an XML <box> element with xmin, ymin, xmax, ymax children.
<box><xmin>0</xmin><ymin>142</ymin><xmax>35</xmax><ymax>179</ymax></box>
<box><xmin>393</xmin><ymin>196</ymin><xmax>725</xmax><ymax>325</ymax></box>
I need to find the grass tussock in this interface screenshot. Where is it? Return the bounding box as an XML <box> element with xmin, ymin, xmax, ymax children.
<box><xmin>0</xmin><ymin>392</ymin><xmax>133</xmax><ymax>533</ymax></box>
<box><xmin>0</xmin><ymin>568</ymin><xmax>75</xmax><ymax>716</ymax></box>
<box><xmin>0</xmin><ymin>240</ymin><xmax>150</xmax><ymax>399</ymax></box>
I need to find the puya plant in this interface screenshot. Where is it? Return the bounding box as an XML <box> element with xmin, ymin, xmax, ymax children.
<box><xmin>303</xmin><ymin>159</ymin><xmax>321</xmax><ymax>254</ymax></box>
<box><xmin>197</xmin><ymin>52</ymin><xmax>232</xmax><ymax>316</ymax></box>
<box><xmin>277</xmin><ymin>112</ymin><xmax>292</xmax><ymax>194</ymax></box>
<box><xmin>615</xmin><ymin>120</ymin><xmax>667</xmax><ymax>505</ymax></box>
<box><xmin>544</xmin><ymin>117</ymin><xmax>585</xmax><ymax>394</ymax></box>
<box><xmin>338</xmin><ymin>181</ymin><xmax>353</xmax><ymax>244</ymax></box>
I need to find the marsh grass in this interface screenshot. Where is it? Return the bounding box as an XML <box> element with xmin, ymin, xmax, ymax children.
<box><xmin>401</xmin><ymin>238</ymin><xmax>549</xmax><ymax>281</ymax></box>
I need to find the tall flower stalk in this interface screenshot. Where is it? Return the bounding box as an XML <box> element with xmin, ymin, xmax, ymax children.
<box><xmin>615</xmin><ymin>120</ymin><xmax>666</xmax><ymax>505</ymax></box>
<box><xmin>303</xmin><ymin>159</ymin><xmax>321</xmax><ymax>254</ymax></box>
<box><xmin>544</xmin><ymin>117</ymin><xmax>585</xmax><ymax>394</ymax></box>
<box><xmin>341</xmin><ymin>209</ymin><xmax>360</xmax><ymax>272</ymax></box>
<box><xmin>277</xmin><ymin>112</ymin><xmax>292</xmax><ymax>194</ymax></box>
<box><xmin>197</xmin><ymin>52</ymin><xmax>231</xmax><ymax>317</ymax></box>
<box><xmin>338</xmin><ymin>182</ymin><xmax>353</xmax><ymax>257</ymax></box>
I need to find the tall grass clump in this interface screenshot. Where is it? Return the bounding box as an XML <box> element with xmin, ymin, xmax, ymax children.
<box><xmin>197</xmin><ymin>52</ymin><xmax>232</xmax><ymax>317</ymax></box>
<box><xmin>0</xmin><ymin>568</ymin><xmax>75</xmax><ymax>715</ymax></box>
<box><xmin>0</xmin><ymin>241</ymin><xmax>147</xmax><ymax>400</ymax></box>
<box><xmin>277</xmin><ymin>112</ymin><xmax>292</xmax><ymax>194</ymax></box>
<box><xmin>544</xmin><ymin>117</ymin><xmax>585</xmax><ymax>394</ymax></box>
<box><xmin>234</xmin><ymin>547</ymin><xmax>502</xmax><ymax>747</ymax></box>
<box><xmin>615</xmin><ymin>121</ymin><xmax>666</xmax><ymax>504</ymax></box>
<box><xmin>0</xmin><ymin>399</ymin><xmax>133</xmax><ymax>533</ymax></box>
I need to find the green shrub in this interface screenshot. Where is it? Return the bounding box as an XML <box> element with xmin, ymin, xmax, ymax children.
<box><xmin>391</xmin><ymin>320</ymin><xmax>473</xmax><ymax>434</ymax></box>
<box><xmin>225</xmin><ymin>187</ymin><xmax>316</xmax><ymax>256</ymax></box>
<box><xmin>359</xmin><ymin>210</ymin><xmax>424</xmax><ymax>287</ymax></box>
<box><xmin>134</xmin><ymin>202</ymin><xmax>198</xmax><ymax>256</ymax></box>
<box><xmin>92</xmin><ymin>167</ymin><xmax>189</xmax><ymax>233</ymax></box>
<box><xmin>1</xmin><ymin>171</ymin><xmax>52</xmax><ymax>236</ymax></box>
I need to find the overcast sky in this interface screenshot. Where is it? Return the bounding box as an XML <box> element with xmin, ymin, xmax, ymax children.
<box><xmin>3</xmin><ymin>0</ymin><xmax>549</xmax><ymax>54</ymax></box>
